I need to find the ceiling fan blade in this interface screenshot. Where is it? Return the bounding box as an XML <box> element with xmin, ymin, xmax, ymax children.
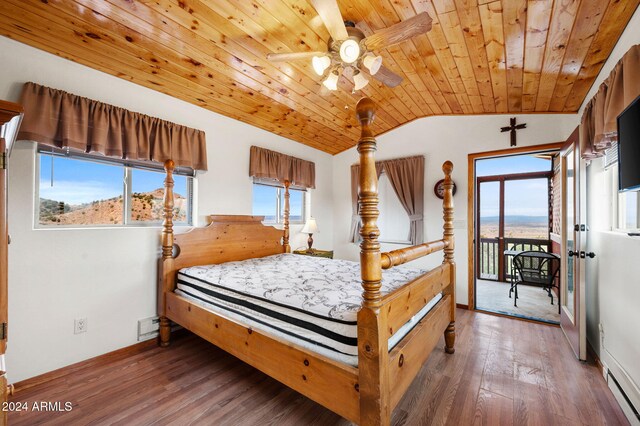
<box><xmin>372</xmin><ymin>66</ymin><xmax>403</xmax><ymax>88</ymax></box>
<box><xmin>363</xmin><ymin>12</ymin><xmax>433</xmax><ymax>51</ymax></box>
<box><xmin>266</xmin><ymin>51</ymin><xmax>327</xmax><ymax>62</ymax></box>
<box><xmin>310</xmin><ymin>0</ymin><xmax>348</xmax><ymax>41</ymax></box>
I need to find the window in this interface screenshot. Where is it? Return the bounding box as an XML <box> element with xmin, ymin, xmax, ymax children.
<box><xmin>378</xmin><ymin>172</ymin><xmax>410</xmax><ymax>244</ymax></box>
<box><xmin>37</xmin><ymin>149</ymin><xmax>193</xmax><ymax>227</ymax></box>
<box><xmin>618</xmin><ymin>191</ymin><xmax>639</xmax><ymax>230</ymax></box>
<box><xmin>252</xmin><ymin>181</ymin><xmax>306</xmax><ymax>224</ymax></box>
<box><xmin>606</xmin><ymin>157</ymin><xmax>640</xmax><ymax>231</ymax></box>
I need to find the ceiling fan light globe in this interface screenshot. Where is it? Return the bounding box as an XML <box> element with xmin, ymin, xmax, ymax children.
<box><xmin>353</xmin><ymin>72</ymin><xmax>369</xmax><ymax>91</ymax></box>
<box><xmin>363</xmin><ymin>54</ymin><xmax>382</xmax><ymax>75</ymax></box>
<box><xmin>322</xmin><ymin>71</ymin><xmax>339</xmax><ymax>90</ymax></box>
<box><xmin>312</xmin><ymin>55</ymin><xmax>331</xmax><ymax>76</ymax></box>
<box><xmin>339</xmin><ymin>39</ymin><xmax>360</xmax><ymax>64</ymax></box>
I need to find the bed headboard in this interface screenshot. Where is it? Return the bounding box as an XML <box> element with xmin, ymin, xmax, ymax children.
<box><xmin>171</xmin><ymin>215</ymin><xmax>285</xmax><ymax>269</ymax></box>
<box><xmin>158</xmin><ymin>160</ymin><xmax>289</xmax><ymax>316</ymax></box>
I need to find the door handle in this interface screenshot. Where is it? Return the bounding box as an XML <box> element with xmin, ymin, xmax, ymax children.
<box><xmin>580</xmin><ymin>251</ymin><xmax>596</xmax><ymax>259</ymax></box>
<box><xmin>568</xmin><ymin>250</ymin><xmax>578</xmax><ymax>257</ymax></box>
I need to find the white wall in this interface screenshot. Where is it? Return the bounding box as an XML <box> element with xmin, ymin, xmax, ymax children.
<box><xmin>332</xmin><ymin>113</ymin><xmax>577</xmax><ymax>305</ymax></box>
<box><xmin>0</xmin><ymin>36</ymin><xmax>334</xmax><ymax>383</ymax></box>
<box><xmin>582</xmin><ymin>5</ymin><xmax>640</xmax><ymax>393</ymax></box>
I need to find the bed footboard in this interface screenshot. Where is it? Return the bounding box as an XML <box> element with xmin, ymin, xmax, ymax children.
<box><xmin>355</xmin><ymin>98</ymin><xmax>456</xmax><ymax>426</ymax></box>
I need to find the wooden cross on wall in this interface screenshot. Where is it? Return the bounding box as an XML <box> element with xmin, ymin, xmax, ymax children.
<box><xmin>501</xmin><ymin>117</ymin><xmax>527</xmax><ymax>146</ymax></box>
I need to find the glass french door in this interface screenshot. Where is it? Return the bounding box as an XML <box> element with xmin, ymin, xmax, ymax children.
<box><xmin>476</xmin><ymin>174</ymin><xmax>552</xmax><ymax>284</ymax></box>
<box><xmin>477</xmin><ymin>181</ymin><xmax>501</xmax><ymax>281</ymax></box>
<box><xmin>560</xmin><ymin>141</ymin><xmax>587</xmax><ymax>360</ymax></box>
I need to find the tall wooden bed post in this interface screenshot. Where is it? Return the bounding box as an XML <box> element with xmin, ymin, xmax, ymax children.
<box><xmin>442</xmin><ymin>161</ymin><xmax>456</xmax><ymax>353</ymax></box>
<box><xmin>355</xmin><ymin>98</ymin><xmax>456</xmax><ymax>425</ymax></box>
<box><xmin>355</xmin><ymin>98</ymin><xmax>389</xmax><ymax>425</ymax></box>
<box><xmin>159</xmin><ymin>159</ymin><xmax>175</xmax><ymax>347</ymax></box>
<box><xmin>283</xmin><ymin>180</ymin><xmax>291</xmax><ymax>253</ymax></box>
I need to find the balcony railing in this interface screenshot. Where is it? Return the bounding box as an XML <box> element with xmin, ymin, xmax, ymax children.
<box><xmin>478</xmin><ymin>237</ymin><xmax>551</xmax><ymax>281</ymax></box>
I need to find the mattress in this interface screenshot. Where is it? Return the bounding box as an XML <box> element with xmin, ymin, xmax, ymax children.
<box><xmin>175</xmin><ymin>253</ymin><xmax>443</xmax><ymax>366</ymax></box>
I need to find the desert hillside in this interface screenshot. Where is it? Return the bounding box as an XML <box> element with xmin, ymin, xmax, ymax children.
<box><xmin>39</xmin><ymin>188</ymin><xmax>187</xmax><ymax>225</ymax></box>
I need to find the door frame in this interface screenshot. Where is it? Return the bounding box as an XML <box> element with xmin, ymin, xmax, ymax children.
<box><xmin>467</xmin><ymin>142</ymin><xmax>565</xmax><ymax>311</ymax></box>
<box><xmin>0</xmin><ymin>100</ymin><xmax>24</xmax><ymax>424</ymax></box>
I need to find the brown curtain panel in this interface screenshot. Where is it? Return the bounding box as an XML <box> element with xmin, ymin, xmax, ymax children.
<box><xmin>249</xmin><ymin>146</ymin><xmax>315</xmax><ymax>189</ymax></box>
<box><xmin>17</xmin><ymin>82</ymin><xmax>208</xmax><ymax>170</ymax></box>
<box><xmin>349</xmin><ymin>158</ymin><xmax>419</xmax><ymax>244</ymax></box>
<box><xmin>382</xmin><ymin>156</ymin><xmax>425</xmax><ymax>245</ymax></box>
<box><xmin>580</xmin><ymin>44</ymin><xmax>640</xmax><ymax>159</ymax></box>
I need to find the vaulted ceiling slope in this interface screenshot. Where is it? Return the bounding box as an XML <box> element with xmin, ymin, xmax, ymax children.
<box><xmin>0</xmin><ymin>1</ymin><xmax>638</xmax><ymax>154</ymax></box>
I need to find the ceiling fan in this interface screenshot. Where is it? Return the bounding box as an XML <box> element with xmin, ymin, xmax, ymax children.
<box><xmin>266</xmin><ymin>0</ymin><xmax>432</xmax><ymax>92</ymax></box>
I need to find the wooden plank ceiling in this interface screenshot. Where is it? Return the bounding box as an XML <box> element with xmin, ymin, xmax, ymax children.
<box><xmin>0</xmin><ymin>1</ymin><xmax>638</xmax><ymax>154</ymax></box>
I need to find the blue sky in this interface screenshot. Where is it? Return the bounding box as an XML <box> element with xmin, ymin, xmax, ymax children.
<box><xmin>252</xmin><ymin>184</ymin><xmax>304</xmax><ymax>220</ymax></box>
<box><xmin>476</xmin><ymin>154</ymin><xmax>551</xmax><ymax>218</ymax></box>
<box><xmin>252</xmin><ymin>184</ymin><xmax>278</xmax><ymax>219</ymax></box>
<box><xmin>39</xmin><ymin>155</ymin><xmax>186</xmax><ymax>205</ymax></box>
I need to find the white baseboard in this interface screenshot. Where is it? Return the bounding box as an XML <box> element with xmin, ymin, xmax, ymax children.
<box><xmin>604</xmin><ymin>349</ymin><xmax>640</xmax><ymax>425</ymax></box>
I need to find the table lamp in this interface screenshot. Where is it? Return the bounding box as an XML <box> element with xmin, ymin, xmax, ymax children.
<box><xmin>301</xmin><ymin>217</ymin><xmax>319</xmax><ymax>252</ymax></box>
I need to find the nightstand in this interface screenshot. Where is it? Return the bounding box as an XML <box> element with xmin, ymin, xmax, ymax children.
<box><xmin>293</xmin><ymin>249</ymin><xmax>334</xmax><ymax>259</ymax></box>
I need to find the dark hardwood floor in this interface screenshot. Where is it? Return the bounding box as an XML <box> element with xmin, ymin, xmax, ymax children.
<box><xmin>9</xmin><ymin>309</ymin><xmax>629</xmax><ymax>425</ymax></box>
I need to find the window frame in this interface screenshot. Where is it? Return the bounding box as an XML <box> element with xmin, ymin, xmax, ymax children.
<box><xmin>617</xmin><ymin>190</ymin><xmax>640</xmax><ymax>231</ymax></box>
<box><xmin>252</xmin><ymin>180</ymin><xmax>307</xmax><ymax>225</ymax></box>
<box><xmin>608</xmin><ymin>162</ymin><xmax>640</xmax><ymax>233</ymax></box>
<box><xmin>34</xmin><ymin>147</ymin><xmax>195</xmax><ymax>229</ymax></box>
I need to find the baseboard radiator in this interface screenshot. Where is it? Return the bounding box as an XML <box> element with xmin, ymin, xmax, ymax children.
<box><xmin>605</xmin><ymin>351</ymin><xmax>640</xmax><ymax>426</ymax></box>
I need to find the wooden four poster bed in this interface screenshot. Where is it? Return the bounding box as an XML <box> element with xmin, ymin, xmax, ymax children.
<box><xmin>158</xmin><ymin>98</ymin><xmax>456</xmax><ymax>425</ymax></box>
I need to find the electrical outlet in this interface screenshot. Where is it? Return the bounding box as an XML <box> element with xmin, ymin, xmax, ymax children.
<box><xmin>74</xmin><ymin>318</ymin><xmax>87</xmax><ymax>334</ymax></box>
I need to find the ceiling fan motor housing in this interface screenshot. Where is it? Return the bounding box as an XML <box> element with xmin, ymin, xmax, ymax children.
<box><xmin>329</xmin><ymin>26</ymin><xmax>365</xmax><ymax>51</ymax></box>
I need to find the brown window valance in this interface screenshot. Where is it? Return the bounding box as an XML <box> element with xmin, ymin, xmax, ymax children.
<box><xmin>580</xmin><ymin>45</ymin><xmax>640</xmax><ymax>160</ymax></box>
<box><xmin>249</xmin><ymin>146</ymin><xmax>315</xmax><ymax>189</ymax></box>
<box><xmin>17</xmin><ymin>82</ymin><xmax>208</xmax><ymax>170</ymax></box>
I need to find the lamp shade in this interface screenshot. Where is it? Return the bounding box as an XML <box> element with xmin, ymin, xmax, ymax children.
<box><xmin>363</xmin><ymin>53</ymin><xmax>382</xmax><ymax>75</ymax></box>
<box><xmin>301</xmin><ymin>217</ymin><xmax>319</xmax><ymax>234</ymax></box>
<box><xmin>353</xmin><ymin>71</ymin><xmax>369</xmax><ymax>91</ymax></box>
<box><xmin>322</xmin><ymin>71</ymin><xmax>339</xmax><ymax>90</ymax></box>
<box><xmin>312</xmin><ymin>55</ymin><xmax>331</xmax><ymax>76</ymax></box>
